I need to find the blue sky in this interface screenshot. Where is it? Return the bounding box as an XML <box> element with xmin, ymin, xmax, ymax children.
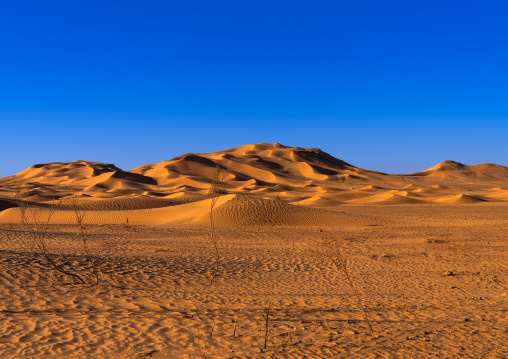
<box><xmin>1</xmin><ymin>1</ymin><xmax>507</xmax><ymax>177</ymax></box>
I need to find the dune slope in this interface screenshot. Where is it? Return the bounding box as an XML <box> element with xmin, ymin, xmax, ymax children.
<box><xmin>0</xmin><ymin>143</ymin><xmax>507</xmax><ymax>211</ymax></box>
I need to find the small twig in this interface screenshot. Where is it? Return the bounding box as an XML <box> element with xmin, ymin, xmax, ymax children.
<box><xmin>263</xmin><ymin>301</ymin><xmax>271</xmax><ymax>350</ymax></box>
<box><xmin>232</xmin><ymin>313</ymin><xmax>238</xmax><ymax>337</ymax></box>
<box><xmin>15</xmin><ymin>185</ymin><xmax>87</xmax><ymax>284</ymax></box>
<box><xmin>208</xmin><ymin>165</ymin><xmax>228</xmax><ymax>285</ymax></box>
<box><xmin>71</xmin><ymin>194</ymin><xmax>100</xmax><ymax>286</ymax></box>
<box><xmin>329</xmin><ymin>244</ymin><xmax>373</xmax><ymax>333</ymax></box>
<box><xmin>209</xmin><ymin>318</ymin><xmax>216</xmax><ymax>338</ymax></box>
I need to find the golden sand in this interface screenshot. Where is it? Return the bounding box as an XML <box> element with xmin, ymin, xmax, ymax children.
<box><xmin>0</xmin><ymin>143</ymin><xmax>506</xmax><ymax>358</ymax></box>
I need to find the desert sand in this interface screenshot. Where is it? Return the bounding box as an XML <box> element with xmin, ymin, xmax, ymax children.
<box><xmin>0</xmin><ymin>143</ymin><xmax>507</xmax><ymax>358</ymax></box>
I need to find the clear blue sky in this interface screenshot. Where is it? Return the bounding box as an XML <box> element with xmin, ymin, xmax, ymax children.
<box><xmin>1</xmin><ymin>0</ymin><xmax>507</xmax><ymax>177</ymax></box>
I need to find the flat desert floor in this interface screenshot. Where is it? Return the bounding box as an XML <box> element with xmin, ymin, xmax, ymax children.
<box><xmin>0</xmin><ymin>204</ymin><xmax>507</xmax><ymax>358</ymax></box>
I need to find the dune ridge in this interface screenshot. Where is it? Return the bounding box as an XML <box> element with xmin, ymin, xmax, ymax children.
<box><xmin>0</xmin><ymin>144</ymin><xmax>507</xmax><ymax>215</ymax></box>
<box><xmin>0</xmin><ymin>194</ymin><xmax>376</xmax><ymax>228</ymax></box>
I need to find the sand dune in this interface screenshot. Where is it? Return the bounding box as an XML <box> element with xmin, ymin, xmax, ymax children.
<box><xmin>433</xmin><ymin>193</ymin><xmax>487</xmax><ymax>204</ymax></box>
<box><xmin>412</xmin><ymin>160</ymin><xmax>508</xmax><ymax>180</ymax></box>
<box><xmin>0</xmin><ymin>160</ymin><xmax>159</xmax><ymax>207</ymax></box>
<box><xmin>320</xmin><ymin>191</ymin><xmax>373</xmax><ymax>201</ymax></box>
<box><xmin>347</xmin><ymin>193</ymin><xmax>428</xmax><ymax>204</ymax></box>
<box><xmin>0</xmin><ymin>198</ymin><xmax>17</xmax><ymax>211</ymax></box>
<box><xmin>0</xmin><ymin>194</ymin><xmax>371</xmax><ymax>227</ymax></box>
<box><xmin>1</xmin><ymin>143</ymin><xmax>507</xmax><ymax>215</ymax></box>
<box><xmin>0</xmin><ymin>195</ymin><xmax>231</xmax><ymax>225</ymax></box>
<box><xmin>130</xmin><ymin>144</ymin><xmax>384</xmax><ymax>192</ymax></box>
<box><xmin>290</xmin><ymin>196</ymin><xmax>345</xmax><ymax>207</ymax></box>
<box><xmin>58</xmin><ymin>195</ymin><xmax>204</xmax><ymax>211</ymax></box>
<box><xmin>192</xmin><ymin>195</ymin><xmax>372</xmax><ymax>226</ymax></box>
<box><xmin>402</xmin><ymin>183</ymin><xmax>423</xmax><ymax>191</ymax></box>
<box><xmin>484</xmin><ymin>190</ymin><xmax>508</xmax><ymax>201</ymax></box>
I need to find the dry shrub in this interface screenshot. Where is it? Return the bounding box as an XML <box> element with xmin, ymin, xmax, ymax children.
<box><xmin>298</xmin><ymin>233</ymin><xmax>374</xmax><ymax>333</ymax></box>
<box><xmin>207</xmin><ymin>165</ymin><xmax>229</xmax><ymax>285</ymax></box>
<box><xmin>11</xmin><ymin>185</ymin><xmax>99</xmax><ymax>285</ymax></box>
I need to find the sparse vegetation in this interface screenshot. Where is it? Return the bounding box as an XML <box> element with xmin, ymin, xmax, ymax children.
<box><xmin>326</xmin><ymin>237</ymin><xmax>373</xmax><ymax>332</ymax></box>
<box><xmin>71</xmin><ymin>193</ymin><xmax>100</xmax><ymax>285</ymax></box>
<box><xmin>195</xmin><ymin>303</ymin><xmax>216</xmax><ymax>359</ymax></box>
<box><xmin>301</xmin><ymin>234</ymin><xmax>374</xmax><ymax>333</ymax></box>
<box><xmin>14</xmin><ymin>185</ymin><xmax>88</xmax><ymax>284</ymax></box>
<box><xmin>194</xmin><ymin>164</ymin><xmax>230</xmax><ymax>357</ymax></box>
<box><xmin>207</xmin><ymin>165</ymin><xmax>228</xmax><ymax>285</ymax></box>
<box><xmin>10</xmin><ymin>185</ymin><xmax>99</xmax><ymax>285</ymax></box>
<box><xmin>261</xmin><ymin>300</ymin><xmax>271</xmax><ymax>351</ymax></box>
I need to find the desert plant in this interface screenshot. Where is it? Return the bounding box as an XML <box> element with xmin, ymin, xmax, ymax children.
<box><xmin>261</xmin><ymin>301</ymin><xmax>271</xmax><ymax>351</ymax></box>
<box><xmin>71</xmin><ymin>193</ymin><xmax>100</xmax><ymax>285</ymax></box>
<box><xmin>196</xmin><ymin>324</ymin><xmax>211</xmax><ymax>359</ymax></box>
<box><xmin>189</xmin><ymin>165</ymin><xmax>229</xmax><ymax>357</ymax></box>
<box><xmin>299</xmin><ymin>234</ymin><xmax>374</xmax><ymax>333</ymax></box>
<box><xmin>250</xmin><ymin>300</ymin><xmax>274</xmax><ymax>351</ymax></box>
<box><xmin>207</xmin><ymin>165</ymin><xmax>228</xmax><ymax>285</ymax></box>
<box><xmin>232</xmin><ymin>313</ymin><xmax>239</xmax><ymax>337</ymax></box>
<box><xmin>10</xmin><ymin>185</ymin><xmax>100</xmax><ymax>285</ymax></box>
<box><xmin>194</xmin><ymin>302</ymin><xmax>222</xmax><ymax>358</ymax></box>
<box><xmin>325</xmin><ymin>237</ymin><xmax>373</xmax><ymax>332</ymax></box>
<box><xmin>15</xmin><ymin>185</ymin><xmax>88</xmax><ymax>284</ymax></box>
<box><xmin>194</xmin><ymin>165</ymin><xmax>230</xmax><ymax>356</ymax></box>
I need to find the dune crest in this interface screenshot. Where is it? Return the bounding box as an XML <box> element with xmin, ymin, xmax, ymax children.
<box><xmin>412</xmin><ymin>160</ymin><xmax>508</xmax><ymax>180</ymax></box>
<box><xmin>434</xmin><ymin>194</ymin><xmax>487</xmax><ymax>204</ymax></box>
<box><xmin>1</xmin><ymin>143</ymin><xmax>507</xmax><ymax>212</ymax></box>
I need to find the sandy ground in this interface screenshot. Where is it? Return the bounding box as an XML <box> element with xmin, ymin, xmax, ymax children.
<box><xmin>0</xmin><ymin>144</ymin><xmax>507</xmax><ymax>357</ymax></box>
<box><xmin>0</xmin><ymin>204</ymin><xmax>507</xmax><ymax>358</ymax></box>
